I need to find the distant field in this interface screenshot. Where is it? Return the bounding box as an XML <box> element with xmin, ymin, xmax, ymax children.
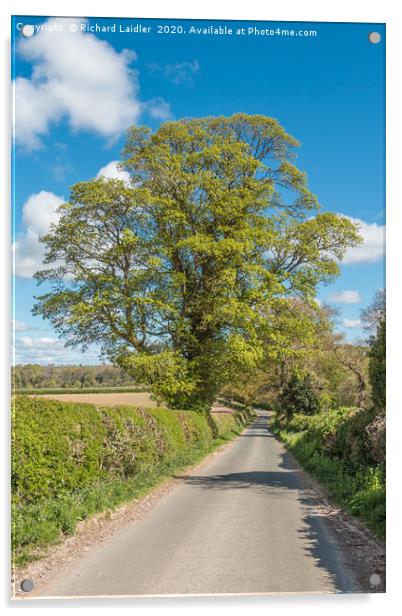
<box><xmin>15</xmin><ymin>386</ymin><xmax>147</xmax><ymax>396</ymax></box>
<box><xmin>24</xmin><ymin>392</ymin><xmax>239</xmax><ymax>412</ymax></box>
<box><xmin>34</xmin><ymin>392</ymin><xmax>157</xmax><ymax>408</ymax></box>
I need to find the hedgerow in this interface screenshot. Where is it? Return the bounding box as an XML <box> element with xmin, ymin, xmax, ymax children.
<box><xmin>12</xmin><ymin>396</ymin><xmax>254</xmax><ymax>566</ymax></box>
<box><xmin>271</xmin><ymin>407</ymin><xmax>385</xmax><ymax>537</ymax></box>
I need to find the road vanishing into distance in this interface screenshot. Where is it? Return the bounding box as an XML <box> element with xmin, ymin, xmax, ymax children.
<box><xmin>35</xmin><ymin>411</ymin><xmax>358</xmax><ymax>597</ymax></box>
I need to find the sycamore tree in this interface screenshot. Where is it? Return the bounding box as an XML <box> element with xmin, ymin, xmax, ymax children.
<box><xmin>33</xmin><ymin>114</ymin><xmax>361</xmax><ymax>413</ymax></box>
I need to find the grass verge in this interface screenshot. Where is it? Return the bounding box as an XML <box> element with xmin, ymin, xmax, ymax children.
<box><xmin>271</xmin><ymin>409</ymin><xmax>385</xmax><ymax>538</ymax></box>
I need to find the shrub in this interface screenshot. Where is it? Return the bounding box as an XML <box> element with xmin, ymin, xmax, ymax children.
<box><xmin>12</xmin><ymin>398</ymin><xmax>205</xmax><ymax>506</ymax></box>
<box><xmin>324</xmin><ymin>407</ymin><xmax>377</xmax><ymax>467</ymax></box>
<box><xmin>368</xmin><ymin>318</ymin><xmax>386</xmax><ymax>411</ymax></box>
<box><xmin>251</xmin><ymin>401</ymin><xmax>271</xmax><ymax>410</ymax></box>
<box><xmin>12</xmin><ymin>396</ymin><xmax>107</xmax><ymax>503</ymax></box>
<box><xmin>213</xmin><ymin>412</ymin><xmax>241</xmax><ymax>437</ymax></box>
<box><xmin>365</xmin><ymin>411</ymin><xmax>386</xmax><ymax>464</ymax></box>
<box><xmin>278</xmin><ymin>372</ymin><xmax>320</xmax><ymax>419</ymax></box>
<box><xmin>272</xmin><ymin>406</ymin><xmax>385</xmax><ymax>537</ymax></box>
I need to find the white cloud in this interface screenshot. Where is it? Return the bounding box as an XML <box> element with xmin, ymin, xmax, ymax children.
<box><xmin>19</xmin><ymin>336</ymin><xmax>56</xmax><ymax>348</ymax></box>
<box><xmin>328</xmin><ymin>290</ymin><xmax>362</xmax><ymax>304</ymax></box>
<box><xmin>148</xmin><ymin>59</ymin><xmax>200</xmax><ymax>84</ymax></box>
<box><xmin>343</xmin><ymin>318</ymin><xmax>363</xmax><ymax>329</ymax></box>
<box><xmin>22</xmin><ymin>190</ymin><xmax>62</xmax><ymax>234</ymax></box>
<box><xmin>13</xmin><ymin>320</ymin><xmax>40</xmax><ymax>333</ymax></box>
<box><xmin>166</xmin><ymin>60</ymin><xmax>200</xmax><ymax>84</ymax></box>
<box><xmin>14</xmin><ymin>18</ymin><xmax>141</xmax><ymax>148</ymax></box>
<box><xmin>144</xmin><ymin>97</ymin><xmax>173</xmax><ymax>121</ymax></box>
<box><xmin>13</xmin><ymin>320</ymin><xmax>29</xmax><ymax>332</ymax></box>
<box><xmin>13</xmin><ymin>191</ymin><xmax>64</xmax><ymax>278</ymax></box>
<box><xmin>96</xmin><ymin>161</ymin><xmax>130</xmax><ymax>185</ymax></box>
<box><xmin>14</xmin><ymin>335</ymin><xmax>101</xmax><ymax>365</ymax></box>
<box><xmin>342</xmin><ymin>216</ymin><xmax>385</xmax><ymax>265</ymax></box>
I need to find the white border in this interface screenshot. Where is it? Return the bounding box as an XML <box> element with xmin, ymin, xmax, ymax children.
<box><xmin>0</xmin><ymin>0</ymin><xmax>394</xmax><ymax>22</ymax></box>
<box><xmin>1</xmin><ymin>1</ymin><xmax>401</xmax><ymax>614</ymax></box>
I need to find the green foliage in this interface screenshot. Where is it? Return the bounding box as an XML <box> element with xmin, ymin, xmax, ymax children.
<box><xmin>313</xmin><ymin>350</ymin><xmax>361</xmax><ymax>409</ymax></box>
<box><xmin>221</xmin><ymin>302</ymin><xmax>370</xmax><ymax>413</ymax></box>
<box><xmin>324</xmin><ymin>407</ymin><xmax>382</xmax><ymax>466</ymax></box>
<box><xmin>118</xmin><ymin>350</ymin><xmax>199</xmax><ymax>410</ymax></box>
<box><xmin>12</xmin><ymin>396</ymin><xmax>106</xmax><ymax>502</ymax></box>
<box><xmin>12</xmin><ymin>396</ymin><xmax>255</xmax><ymax>565</ymax></box>
<box><xmin>368</xmin><ymin>318</ymin><xmax>386</xmax><ymax>410</ymax></box>
<box><xmin>277</xmin><ymin>371</ymin><xmax>320</xmax><ymax>419</ymax></box>
<box><xmin>212</xmin><ymin>413</ymin><xmax>242</xmax><ymax>437</ymax></box>
<box><xmin>12</xmin><ymin>364</ymin><xmax>137</xmax><ymax>391</ymax></box>
<box><xmin>33</xmin><ymin>114</ymin><xmax>361</xmax><ymax>411</ymax></box>
<box><xmin>272</xmin><ymin>407</ymin><xmax>385</xmax><ymax>537</ymax></box>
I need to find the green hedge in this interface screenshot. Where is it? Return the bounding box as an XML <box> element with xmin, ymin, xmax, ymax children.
<box><xmin>12</xmin><ymin>396</ymin><xmax>255</xmax><ymax>565</ymax></box>
<box><xmin>271</xmin><ymin>407</ymin><xmax>385</xmax><ymax>537</ymax></box>
<box><xmin>251</xmin><ymin>401</ymin><xmax>271</xmax><ymax>411</ymax></box>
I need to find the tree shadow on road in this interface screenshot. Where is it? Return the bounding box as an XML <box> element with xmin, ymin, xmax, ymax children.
<box><xmin>175</xmin><ymin>432</ymin><xmax>357</xmax><ymax>593</ymax></box>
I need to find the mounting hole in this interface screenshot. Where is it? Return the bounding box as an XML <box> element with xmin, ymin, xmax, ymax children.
<box><xmin>369</xmin><ymin>573</ymin><xmax>381</xmax><ymax>587</ymax></box>
<box><xmin>20</xmin><ymin>578</ymin><xmax>34</xmax><ymax>592</ymax></box>
<box><xmin>368</xmin><ymin>32</ymin><xmax>381</xmax><ymax>45</ymax></box>
<box><xmin>21</xmin><ymin>24</ymin><xmax>35</xmax><ymax>37</ymax></box>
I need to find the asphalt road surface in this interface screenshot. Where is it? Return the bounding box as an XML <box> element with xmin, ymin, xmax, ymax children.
<box><xmin>36</xmin><ymin>411</ymin><xmax>357</xmax><ymax>597</ymax></box>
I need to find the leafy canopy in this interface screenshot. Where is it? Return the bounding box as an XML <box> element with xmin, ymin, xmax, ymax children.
<box><xmin>33</xmin><ymin>114</ymin><xmax>361</xmax><ymax>411</ymax></box>
<box><xmin>364</xmin><ymin>290</ymin><xmax>386</xmax><ymax>410</ymax></box>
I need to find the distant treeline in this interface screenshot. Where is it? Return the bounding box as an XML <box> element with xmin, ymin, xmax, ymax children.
<box><xmin>12</xmin><ymin>364</ymin><xmax>138</xmax><ymax>391</ymax></box>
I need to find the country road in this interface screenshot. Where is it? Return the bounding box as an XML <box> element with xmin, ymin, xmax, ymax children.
<box><xmin>34</xmin><ymin>411</ymin><xmax>358</xmax><ymax>597</ymax></box>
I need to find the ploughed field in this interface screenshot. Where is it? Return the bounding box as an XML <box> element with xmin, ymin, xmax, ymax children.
<box><xmin>35</xmin><ymin>392</ymin><xmax>158</xmax><ymax>407</ymax></box>
<box><xmin>32</xmin><ymin>392</ymin><xmax>235</xmax><ymax>413</ymax></box>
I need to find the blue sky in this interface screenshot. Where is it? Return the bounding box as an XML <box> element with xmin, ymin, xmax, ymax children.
<box><xmin>11</xmin><ymin>16</ymin><xmax>385</xmax><ymax>365</ymax></box>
